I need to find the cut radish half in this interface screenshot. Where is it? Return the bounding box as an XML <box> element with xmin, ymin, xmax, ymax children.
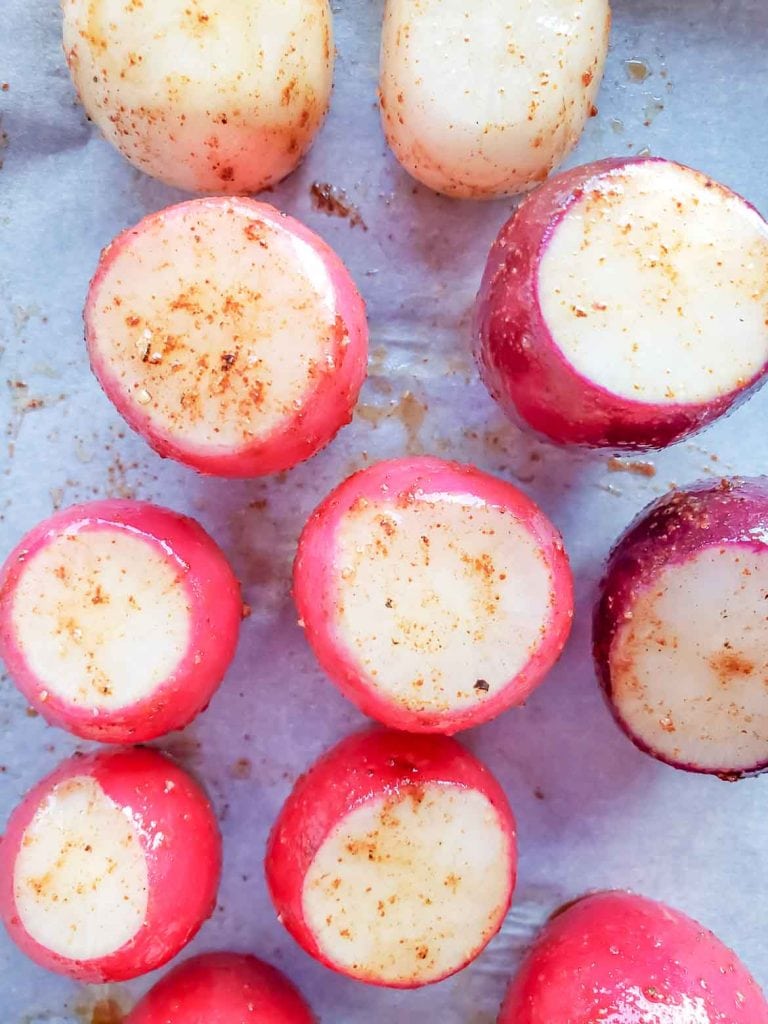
<box><xmin>594</xmin><ymin>478</ymin><xmax>768</xmax><ymax>777</ymax></box>
<box><xmin>266</xmin><ymin>729</ymin><xmax>517</xmax><ymax>989</ymax></box>
<box><xmin>126</xmin><ymin>953</ymin><xmax>315</xmax><ymax>1024</ymax></box>
<box><xmin>294</xmin><ymin>457</ymin><xmax>573</xmax><ymax>732</ymax></box>
<box><xmin>499</xmin><ymin>891</ymin><xmax>768</xmax><ymax>1024</ymax></box>
<box><xmin>0</xmin><ymin>748</ymin><xmax>221</xmax><ymax>982</ymax></box>
<box><xmin>85</xmin><ymin>198</ymin><xmax>368</xmax><ymax>477</ymax></box>
<box><xmin>475</xmin><ymin>157</ymin><xmax>768</xmax><ymax>449</ymax></box>
<box><xmin>0</xmin><ymin>500</ymin><xmax>241</xmax><ymax>743</ymax></box>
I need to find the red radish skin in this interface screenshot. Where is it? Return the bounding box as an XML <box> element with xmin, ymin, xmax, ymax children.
<box><xmin>85</xmin><ymin>198</ymin><xmax>368</xmax><ymax>477</ymax></box>
<box><xmin>0</xmin><ymin>748</ymin><xmax>221</xmax><ymax>982</ymax></box>
<box><xmin>595</xmin><ymin>478</ymin><xmax>768</xmax><ymax>778</ymax></box>
<box><xmin>474</xmin><ymin>157</ymin><xmax>768</xmax><ymax>450</ymax></box>
<box><xmin>126</xmin><ymin>953</ymin><xmax>315</xmax><ymax>1024</ymax></box>
<box><xmin>293</xmin><ymin>457</ymin><xmax>573</xmax><ymax>733</ymax></box>
<box><xmin>266</xmin><ymin>728</ymin><xmax>517</xmax><ymax>989</ymax></box>
<box><xmin>0</xmin><ymin>500</ymin><xmax>242</xmax><ymax>743</ymax></box>
<box><xmin>499</xmin><ymin>891</ymin><xmax>768</xmax><ymax>1023</ymax></box>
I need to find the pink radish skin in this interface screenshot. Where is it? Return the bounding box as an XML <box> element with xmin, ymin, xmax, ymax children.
<box><xmin>0</xmin><ymin>748</ymin><xmax>221</xmax><ymax>982</ymax></box>
<box><xmin>294</xmin><ymin>457</ymin><xmax>573</xmax><ymax>733</ymax></box>
<box><xmin>595</xmin><ymin>478</ymin><xmax>768</xmax><ymax>778</ymax></box>
<box><xmin>475</xmin><ymin>157</ymin><xmax>768</xmax><ymax>450</ymax></box>
<box><xmin>126</xmin><ymin>952</ymin><xmax>315</xmax><ymax>1024</ymax></box>
<box><xmin>266</xmin><ymin>728</ymin><xmax>517</xmax><ymax>989</ymax></box>
<box><xmin>85</xmin><ymin>198</ymin><xmax>368</xmax><ymax>477</ymax></box>
<box><xmin>499</xmin><ymin>891</ymin><xmax>768</xmax><ymax>1023</ymax></box>
<box><xmin>0</xmin><ymin>500</ymin><xmax>242</xmax><ymax>743</ymax></box>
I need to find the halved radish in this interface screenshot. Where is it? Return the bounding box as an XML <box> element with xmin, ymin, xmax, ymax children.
<box><xmin>62</xmin><ymin>0</ymin><xmax>333</xmax><ymax>194</ymax></box>
<box><xmin>0</xmin><ymin>500</ymin><xmax>241</xmax><ymax>743</ymax></box>
<box><xmin>379</xmin><ymin>0</ymin><xmax>610</xmax><ymax>199</ymax></box>
<box><xmin>595</xmin><ymin>477</ymin><xmax>768</xmax><ymax>778</ymax></box>
<box><xmin>0</xmin><ymin>748</ymin><xmax>221</xmax><ymax>982</ymax></box>
<box><xmin>293</xmin><ymin>457</ymin><xmax>573</xmax><ymax>733</ymax></box>
<box><xmin>126</xmin><ymin>952</ymin><xmax>315</xmax><ymax>1024</ymax></box>
<box><xmin>85</xmin><ymin>198</ymin><xmax>368</xmax><ymax>477</ymax></box>
<box><xmin>475</xmin><ymin>157</ymin><xmax>768</xmax><ymax>449</ymax></box>
<box><xmin>499</xmin><ymin>891</ymin><xmax>768</xmax><ymax>1023</ymax></box>
<box><xmin>266</xmin><ymin>728</ymin><xmax>517</xmax><ymax>989</ymax></box>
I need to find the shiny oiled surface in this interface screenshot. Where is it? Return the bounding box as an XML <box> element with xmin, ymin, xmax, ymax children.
<box><xmin>538</xmin><ymin>161</ymin><xmax>768</xmax><ymax>404</ymax></box>
<box><xmin>1</xmin><ymin>0</ymin><xmax>768</xmax><ymax>1020</ymax></box>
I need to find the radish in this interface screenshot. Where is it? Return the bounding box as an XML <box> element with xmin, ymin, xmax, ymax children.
<box><xmin>294</xmin><ymin>457</ymin><xmax>572</xmax><ymax>733</ymax></box>
<box><xmin>595</xmin><ymin>477</ymin><xmax>768</xmax><ymax>778</ymax></box>
<box><xmin>499</xmin><ymin>891</ymin><xmax>768</xmax><ymax>1023</ymax></box>
<box><xmin>85</xmin><ymin>198</ymin><xmax>368</xmax><ymax>477</ymax></box>
<box><xmin>0</xmin><ymin>748</ymin><xmax>221</xmax><ymax>982</ymax></box>
<box><xmin>0</xmin><ymin>500</ymin><xmax>241</xmax><ymax>743</ymax></box>
<box><xmin>126</xmin><ymin>953</ymin><xmax>315</xmax><ymax>1024</ymax></box>
<box><xmin>475</xmin><ymin>157</ymin><xmax>768</xmax><ymax>448</ymax></box>
<box><xmin>62</xmin><ymin>0</ymin><xmax>333</xmax><ymax>194</ymax></box>
<box><xmin>266</xmin><ymin>728</ymin><xmax>517</xmax><ymax>989</ymax></box>
<box><xmin>379</xmin><ymin>0</ymin><xmax>610</xmax><ymax>199</ymax></box>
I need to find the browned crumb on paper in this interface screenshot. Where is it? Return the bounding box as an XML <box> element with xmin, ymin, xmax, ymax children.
<box><xmin>358</xmin><ymin>391</ymin><xmax>427</xmax><ymax>454</ymax></box>
<box><xmin>310</xmin><ymin>182</ymin><xmax>368</xmax><ymax>230</ymax></box>
<box><xmin>230</xmin><ymin>757</ymin><xmax>252</xmax><ymax>780</ymax></box>
<box><xmin>74</xmin><ymin>997</ymin><xmax>125</xmax><ymax>1024</ymax></box>
<box><xmin>625</xmin><ymin>58</ymin><xmax>650</xmax><ymax>82</ymax></box>
<box><xmin>607</xmin><ymin>457</ymin><xmax>656</xmax><ymax>478</ymax></box>
<box><xmin>90</xmin><ymin>1001</ymin><xmax>124</xmax><ymax>1024</ymax></box>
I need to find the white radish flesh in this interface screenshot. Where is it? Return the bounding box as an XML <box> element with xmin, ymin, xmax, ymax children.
<box><xmin>333</xmin><ymin>498</ymin><xmax>553</xmax><ymax>713</ymax></box>
<box><xmin>62</xmin><ymin>0</ymin><xmax>333</xmax><ymax>193</ymax></box>
<box><xmin>13</xmin><ymin>776</ymin><xmax>148</xmax><ymax>961</ymax></box>
<box><xmin>538</xmin><ymin>160</ymin><xmax>768</xmax><ymax>405</ymax></box>
<box><xmin>379</xmin><ymin>0</ymin><xmax>610</xmax><ymax>198</ymax></box>
<box><xmin>295</xmin><ymin>458</ymin><xmax>572</xmax><ymax>733</ymax></box>
<box><xmin>86</xmin><ymin>198</ymin><xmax>368</xmax><ymax>476</ymax></box>
<box><xmin>11</xmin><ymin>528</ymin><xmax>189</xmax><ymax>711</ymax></box>
<box><xmin>302</xmin><ymin>784</ymin><xmax>511</xmax><ymax>986</ymax></box>
<box><xmin>610</xmin><ymin>545</ymin><xmax>768</xmax><ymax>773</ymax></box>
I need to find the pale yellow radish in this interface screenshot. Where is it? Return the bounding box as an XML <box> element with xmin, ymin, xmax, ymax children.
<box><xmin>379</xmin><ymin>0</ymin><xmax>610</xmax><ymax>198</ymax></box>
<box><xmin>62</xmin><ymin>0</ymin><xmax>333</xmax><ymax>193</ymax></box>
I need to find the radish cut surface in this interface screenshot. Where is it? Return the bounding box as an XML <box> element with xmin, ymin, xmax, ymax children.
<box><xmin>0</xmin><ymin>500</ymin><xmax>241</xmax><ymax>742</ymax></box>
<box><xmin>475</xmin><ymin>157</ymin><xmax>768</xmax><ymax>449</ymax></box>
<box><xmin>595</xmin><ymin>478</ymin><xmax>768</xmax><ymax>776</ymax></box>
<box><xmin>333</xmin><ymin>498</ymin><xmax>553</xmax><ymax>711</ymax></box>
<box><xmin>538</xmin><ymin>161</ymin><xmax>768</xmax><ymax>405</ymax></box>
<box><xmin>610</xmin><ymin>545</ymin><xmax>768</xmax><ymax>773</ymax></box>
<box><xmin>13</xmin><ymin>776</ymin><xmax>148</xmax><ymax>961</ymax></box>
<box><xmin>86</xmin><ymin>198</ymin><xmax>368</xmax><ymax>477</ymax></box>
<box><xmin>266</xmin><ymin>730</ymin><xmax>517</xmax><ymax>989</ymax></box>
<box><xmin>295</xmin><ymin>458</ymin><xmax>572</xmax><ymax>732</ymax></box>
<box><xmin>302</xmin><ymin>784</ymin><xmax>510</xmax><ymax>985</ymax></box>
<box><xmin>11</xmin><ymin>528</ymin><xmax>189</xmax><ymax>711</ymax></box>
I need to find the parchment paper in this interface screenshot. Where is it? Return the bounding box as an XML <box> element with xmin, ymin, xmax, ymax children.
<box><xmin>1</xmin><ymin>1</ymin><xmax>768</xmax><ymax>1020</ymax></box>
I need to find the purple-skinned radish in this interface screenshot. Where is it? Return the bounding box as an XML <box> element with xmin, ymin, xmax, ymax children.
<box><xmin>594</xmin><ymin>477</ymin><xmax>768</xmax><ymax>777</ymax></box>
<box><xmin>475</xmin><ymin>157</ymin><xmax>768</xmax><ymax>449</ymax></box>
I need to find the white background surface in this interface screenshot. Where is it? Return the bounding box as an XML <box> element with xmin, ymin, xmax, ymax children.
<box><xmin>1</xmin><ymin>1</ymin><xmax>768</xmax><ymax>1020</ymax></box>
